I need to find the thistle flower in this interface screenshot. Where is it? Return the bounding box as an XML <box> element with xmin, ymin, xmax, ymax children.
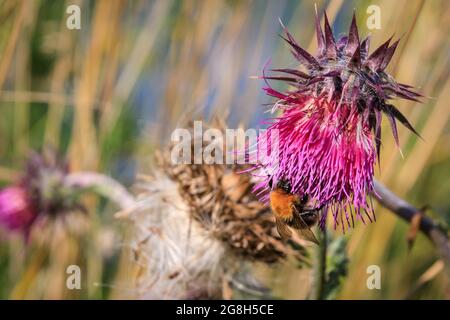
<box><xmin>252</xmin><ymin>11</ymin><xmax>422</xmax><ymax>230</ymax></box>
<box><xmin>0</xmin><ymin>150</ymin><xmax>81</xmax><ymax>237</ymax></box>
<box><xmin>0</xmin><ymin>149</ymin><xmax>133</xmax><ymax>299</ymax></box>
<box><xmin>0</xmin><ymin>186</ymin><xmax>36</xmax><ymax>232</ymax></box>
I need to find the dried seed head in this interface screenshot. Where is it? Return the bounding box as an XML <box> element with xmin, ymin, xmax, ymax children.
<box><xmin>126</xmin><ymin>121</ymin><xmax>309</xmax><ymax>299</ymax></box>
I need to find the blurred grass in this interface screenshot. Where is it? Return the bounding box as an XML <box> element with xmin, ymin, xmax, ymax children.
<box><xmin>0</xmin><ymin>0</ymin><xmax>449</xmax><ymax>299</ymax></box>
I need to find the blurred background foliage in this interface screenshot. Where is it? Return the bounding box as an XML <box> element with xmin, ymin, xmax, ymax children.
<box><xmin>0</xmin><ymin>0</ymin><xmax>449</xmax><ymax>299</ymax></box>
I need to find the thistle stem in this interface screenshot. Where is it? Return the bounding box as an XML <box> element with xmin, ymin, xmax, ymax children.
<box><xmin>372</xmin><ymin>180</ymin><xmax>450</xmax><ymax>276</ymax></box>
<box><xmin>64</xmin><ymin>172</ymin><xmax>135</xmax><ymax>210</ymax></box>
<box><xmin>313</xmin><ymin>229</ymin><xmax>327</xmax><ymax>300</ymax></box>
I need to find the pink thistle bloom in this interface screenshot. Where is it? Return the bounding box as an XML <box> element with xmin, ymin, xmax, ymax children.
<box><xmin>0</xmin><ymin>150</ymin><xmax>71</xmax><ymax>236</ymax></box>
<box><xmin>251</xmin><ymin>11</ymin><xmax>422</xmax><ymax>230</ymax></box>
<box><xmin>0</xmin><ymin>186</ymin><xmax>36</xmax><ymax>232</ymax></box>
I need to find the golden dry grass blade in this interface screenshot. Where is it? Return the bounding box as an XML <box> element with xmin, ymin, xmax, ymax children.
<box><xmin>43</xmin><ymin>0</ymin><xmax>78</xmax><ymax>148</ymax></box>
<box><xmin>69</xmin><ymin>0</ymin><xmax>122</xmax><ymax>170</ymax></box>
<box><xmin>0</xmin><ymin>0</ymin><xmax>26</xmax><ymax>91</ymax></box>
<box><xmin>13</xmin><ymin>0</ymin><xmax>38</xmax><ymax>158</ymax></box>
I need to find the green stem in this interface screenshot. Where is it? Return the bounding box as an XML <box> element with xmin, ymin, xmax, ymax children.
<box><xmin>313</xmin><ymin>229</ymin><xmax>327</xmax><ymax>300</ymax></box>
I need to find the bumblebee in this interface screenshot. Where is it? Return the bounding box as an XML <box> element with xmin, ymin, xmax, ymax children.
<box><xmin>269</xmin><ymin>179</ymin><xmax>321</xmax><ymax>244</ymax></box>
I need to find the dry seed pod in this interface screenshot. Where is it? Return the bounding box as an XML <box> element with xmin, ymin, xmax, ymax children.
<box><xmin>125</xmin><ymin>121</ymin><xmax>309</xmax><ymax>299</ymax></box>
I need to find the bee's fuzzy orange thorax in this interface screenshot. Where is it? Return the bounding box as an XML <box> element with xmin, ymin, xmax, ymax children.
<box><xmin>269</xmin><ymin>189</ymin><xmax>299</xmax><ymax>220</ymax></box>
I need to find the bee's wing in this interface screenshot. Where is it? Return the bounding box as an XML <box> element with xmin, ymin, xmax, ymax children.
<box><xmin>275</xmin><ymin>218</ymin><xmax>292</xmax><ymax>240</ymax></box>
<box><xmin>297</xmin><ymin>226</ymin><xmax>319</xmax><ymax>245</ymax></box>
<box><xmin>291</xmin><ymin>207</ymin><xmax>320</xmax><ymax>245</ymax></box>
